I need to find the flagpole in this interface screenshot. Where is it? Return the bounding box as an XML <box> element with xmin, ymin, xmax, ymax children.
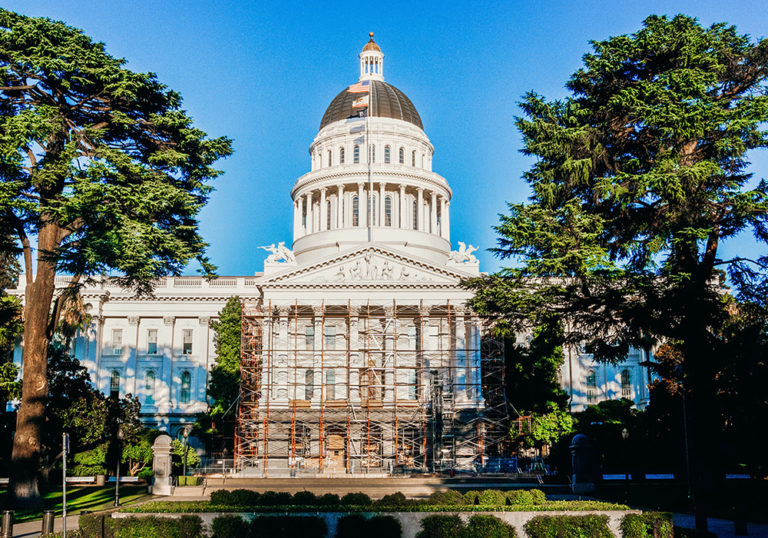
<box><xmin>366</xmin><ymin>93</ymin><xmax>372</xmax><ymax>242</ymax></box>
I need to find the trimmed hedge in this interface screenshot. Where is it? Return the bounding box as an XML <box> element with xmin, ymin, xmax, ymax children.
<box><xmin>341</xmin><ymin>492</ymin><xmax>372</xmax><ymax>505</ymax></box>
<box><xmin>461</xmin><ymin>515</ymin><xmax>517</xmax><ymax>538</ymax></box>
<box><xmin>479</xmin><ymin>489</ymin><xmax>507</xmax><ymax>506</ymax></box>
<box><xmin>336</xmin><ymin>514</ymin><xmax>402</xmax><ymax>538</ymax></box>
<box><xmin>463</xmin><ymin>490</ymin><xmax>482</xmax><ymax>505</ymax></box>
<box><xmin>621</xmin><ymin>512</ymin><xmax>674</xmax><ymax>538</ymax></box>
<box><xmin>428</xmin><ymin>490</ymin><xmax>466</xmax><ymax>505</ymax></box>
<box><xmin>524</xmin><ymin>514</ymin><xmax>612</xmax><ymax>538</ymax></box>
<box><xmin>211</xmin><ymin>515</ymin><xmax>250</xmax><ymax>537</ymax></box>
<box><xmin>79</xmin><ymin>513</ymin><xmax>203</xmax><ymax>538</ymax></box>
<box><xmin>416</xmin><ymin>515</ymin><xmax>465</xmax><ymax>538</ymax></box>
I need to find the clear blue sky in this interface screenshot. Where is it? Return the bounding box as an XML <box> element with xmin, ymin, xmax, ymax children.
<box><xmin>5</xmin><ymin>1</ymin><xmax>768</xmax><ymax>275</ymax></box>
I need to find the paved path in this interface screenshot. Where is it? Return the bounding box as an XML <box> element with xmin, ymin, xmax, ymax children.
<box><xmin>12</xmin><ymin>514</ymin><xmax>79</xmax><ymax>537</ymax></box>
<box><xmin>673</xmin><ymin>513</ymin><xmax>768</xmax><ymax>537</ymax></box>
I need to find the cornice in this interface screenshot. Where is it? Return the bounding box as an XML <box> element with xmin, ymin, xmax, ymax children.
<box><xmin>292</xmin><ymin>168</ymin><xmax>451</xmax><ymax>198</ymax></box>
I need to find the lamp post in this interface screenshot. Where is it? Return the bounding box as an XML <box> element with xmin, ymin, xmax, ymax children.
<box><xmin>114</xmin><ymin>427</ymin><xmax>124</xmax><ymax>507</ymax></box>
<box><xmin>621</xmin><ymin>427</ymin><xmax>630</xmax><ymax>503</ymax></box>
<box><xmin>182</xmin><ymin>427</ymin><xmax>190</xmax><ymax>481</ymax></box>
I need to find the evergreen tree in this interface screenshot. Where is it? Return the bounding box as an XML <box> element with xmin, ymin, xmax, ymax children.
<box><xmin>0</xmin><ymin>9</ymin><xmax>232</xmax><ymax>505</ymax></box>
<box><xmin>468</xmin><ymin>15</ymin><xmax>768</xmax><ymax>531</ymax></box>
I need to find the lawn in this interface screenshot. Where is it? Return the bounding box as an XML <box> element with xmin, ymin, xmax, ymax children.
<box><xmin>0</xmin><ymin>485</ymin><xmax>151</xmax><ymax>522</ymax></box>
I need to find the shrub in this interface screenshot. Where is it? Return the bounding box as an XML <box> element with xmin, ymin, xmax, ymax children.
<box><xmin>259</xmin><ymin>490</ymin><xmax>292</xmax><ymax>506</ymax></box>
<box><xmin>292</xmin><ymin>490</ymin><xmax>319</xmax><ymax>505</ymax></box>
<box><xmin>251</xmin><ymin>515</ymin><xmax>327</xmax><ymax>538</ymax></box>
<box><xmin>621</xmin><ymin>512</ymin><xmax>674</xmax><ymax>538</ymax></box>
<box><xmin>209</xmin><ymin>489</ymin><xmax>261</xmax><ymax>506</ymax></box>
<box><xmin>416</xmin><ymin>515</ymin><xmax>465</xmax><ymax>538</ymax></box>
<box><xmin>460</xmin><ymin>515</ymin><xmax>517</xmax><ymax>538</ymax></box>
<box><xmin>524</xmin><ymin>515</ymin><xmax>612</xmax><ymax>538</ymax></box>
<box><xmin>377</xmin><ymin>492</ymin><xmax>409</xmax><ymax>507</ymax></box>
<box><xmin>528</xmin><ymin>489</ymin><xmax>546</xmax><ymax>505</ymax></box>
<box><xmin>463</xmin><ymin>490</ymin><xmax>482</xmax><ymax>505</ymax></box>
<box><xmin>428</xmin><ymin>490</ymin><xmax>466</xmax><ymax>506</ymax></box>
<box><xmin>478</xmin><ymin>489</ymin><xmax>507</xmax><ymax>506</ymax></box>
<box><xmin>138</xmin><ymin>468</ymin><xmax>154</xmax><ymax>480</ymax></box>
<box><xmin>506</xmin><ymin>490</ymin><xmax>533</xmax><ymax>506</ymax></box>
<box><xmin>336</xmin><ymin>514</ymin><xmax>402</xmax><ymax>538</ymax></box>
<box><xmin>318</xmin><ymin>493</ymin><xmax>341</xmax><ymax>506</ymax></box>
<box><xmin>341</xmin><ymin>492</ymin><xmax>372</xmax><ymax>505</ymax></box>
<box><xmin>79</xmin><ymin>515</ymin><xmax>204</xmax><ymax>538</ymax></box>
<box><xmin>211</xmin><ymin>515</ymin><xmax>250</xmax><ymax>538</ymax></box>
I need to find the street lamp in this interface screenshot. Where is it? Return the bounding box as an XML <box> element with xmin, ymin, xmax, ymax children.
<box><xmin>182</xmin><ymin>427</ymin><xmax>190</xmax><ymax>480</ymax></box>
<box><xmin>114</xmin><ymin>427</ymin><xmax>124</xmax><ymax>507</ymax></box>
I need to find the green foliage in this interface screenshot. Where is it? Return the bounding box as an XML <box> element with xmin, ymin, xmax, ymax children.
<box><xmin>506</xmin><ymin>490</ymin><xmax>533</xmax><ymax>506</ymax></box>
<box><xmin>71</xmin><ymin>443</ymin><xmax>108</xmax><ymax>476</ymax></box>
<box><xmin>258</xmin><ymin>490</ymin><xmax>293</xmax><ymax>506</ymax></box>
<box><xmin>122</xmin><ymin>439</ymin><xmax>153</xmax><ymax>476</ymax></box>
<box><xmin>79</xmin><ymin>513</ymin><xmax>204</xmax><ymax>538</ymax></box>
<box><xmin>210</xmin><ymin>489</ymin><xmax>261</xmax><ymax>506</ymax></box>
<box><xmin>416</xmin><ymin>515</ymin><xmax>464</xmax><ymax>538</ymax></box>
<box><xmin>341</xmin><ymin>492</ymin><xmax>372</xmax><ymax>505</ymax></box>
<box><xmin>529</xmin><ymin>489</ymin><xmax>547</xmax><ymax>505</ymax></box>
<box><xmin>526</xmin><ymin>403</ymin><xmax>574</xmax><ymax>448</ymax></box>
<box><xmin>460</xmin><ymin>515</ymin><xmax>518</xmax><ymax>538</ymax></box>
<box><xmin>292</xmin><ymin>490</ymin><xmax>318</xmax><ymax>505</ymax></box>
<box><xmin>524</xmin><ymin>515</ymin><xmax>612</xmax><ymax>538</ymax></box>
<box><xmin>478</xmin><ymin>489</ymin><xmax>507</xmax><ymax>506</ymax></box>
<box><xmin>463</xmin><ymin>490</ymin><xmax>482</xmax><ymax>505</ymax></box>
<box><xmin>171</xmin><ymin>438</ymin><xmax>200</xmax><ymax>473</ymax></box>
<box><xmin>621</xmin><ymin>512</ymin><xmax>674</xmax><ymax>538</ymax></box>
<box><xmin>336</xmin><ymin>514</ymin><xmax>402</xmax><ymax>538</ymax></box>
<box><xmin>176</xmin><ymin>476</ymin><xmax>202</xmax><ymax>486</ymax></box>
<box><xmin>211</xmin><ymin>515</ymin><xmax>249</xmax><ymax>538</ymax></box>
<box><xmin>377</xmin><ymin>492</ymin><xmax>409</xmax><ymax>507</ymax></box>
<box><xmin>318</xmin><ymin>493</ymin><xmax>341</xmax><ymax>505</ymax></box>
<box><xmin>428</xmin><ymin>490</ymin><xmax>466</xmax><ymax>506</ymax></box>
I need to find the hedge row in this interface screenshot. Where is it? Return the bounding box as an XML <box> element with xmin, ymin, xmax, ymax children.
<box><xmin>79</xmin><ymin>513</ymin><xmax>203</xmax><ymax>537</ymax></box>
<box><xmin>416</xmin><ymin>515</ymin><xmax>517</xmax><ymax>538</ymax></box>
<box><xmin>524</xmin><ymin>514</ymin><xmax>612</xmax><ymax>538</ymax></box>
<box><xmin>621</xmin><ymin>512</ymin><xmax>674</xmax><ymax>538</ymax></box>
<box><xmin>211</xmin><ymin>515</ymin><xmax>327</xmax><ymax>538</ymax></box>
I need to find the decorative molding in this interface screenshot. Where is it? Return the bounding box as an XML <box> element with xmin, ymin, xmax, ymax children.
<box><xmin>198</xmin><ymin>316</ymin><xmax>210</xmax><ymax>326</ymax></box>
<box><xmin>163</xmin><ymin>316</ymin><xmax>175</xmax><ymax>326</ymax></box>
<box><xmin>127</xmin><ymin>316</ymin><xmax>139</xmax><ymax>326</ymax></box>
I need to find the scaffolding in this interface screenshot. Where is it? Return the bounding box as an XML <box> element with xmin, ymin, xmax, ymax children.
<box><xmin>234</xmin><ymin>299</ymin><xmax>509</xmax><ymax>476</ymax></box>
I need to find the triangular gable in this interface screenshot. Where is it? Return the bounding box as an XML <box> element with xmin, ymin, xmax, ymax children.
<box><xmin>260</xmin><ymin>245</ymin><xmax>476</xmax><ymax>286</ymax></box>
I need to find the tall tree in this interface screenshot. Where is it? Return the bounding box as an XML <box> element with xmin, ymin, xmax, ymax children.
<box><xmin>468</xmin><ymin>15</ymin><xmax>768</xmax><ymax>531</ymax></box>
<box><xmin>0</xmin><ymin>9</ymin><xmax>231</xmax><ymax>505</ymax></box>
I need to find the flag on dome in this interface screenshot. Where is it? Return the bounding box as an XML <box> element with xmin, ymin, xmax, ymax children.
<box><xmin>352</xmin><ymin>95</ymin><xmax>369</xmax><ymax>108</ymax></box>
<box><xmin>347</xmin><ymin>80</ymin><xmax>370</xmax><ymax>93</ymax></box>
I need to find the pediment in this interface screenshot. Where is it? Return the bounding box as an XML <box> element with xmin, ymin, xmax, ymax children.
<box><xmin>261</xmin><ymin>246</ymin><xmax>474</xmax><ymax>286</ymax></box>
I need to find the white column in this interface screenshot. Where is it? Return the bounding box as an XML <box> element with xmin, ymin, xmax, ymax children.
<box><xmin>399</xmin><ymin>185</ymin><xmax>406</xmax><ymax>229</ymax></box>
<box><xmin>320</xmin><ymin>188</ymin><xmax>327</xmax><ymax>232</ymax></box>
<box><xmin>293</xmin><ymin>199</ymin><xmax>300</xmax><ymax>238</ymax></box>
<box><xmin>454</xmin><ymin>309</ymin><xmax>467</xmax><ymax>400</ymax></box>
<box><xmin>444</xmin><ymin>200</ymin><xmax>450</xmax><ymax>241</ymax></box>
<box><xmin>127</xmin><ymin>316</ymin><xmax>139</xmax><ymax>396</ymax></box>
<box><xmin>305</xmin><ymin>192</ymin><xmax>313</xmax><ymax>234</ymax></box>
<box><xmin>440</xmin><ymin>196</ymin><xmax>447</xmax><ymax>238</ymax></box>
<box><xmin>349</xmin><ymin>307</ymin><xmax>360</xmax><ymax>401</ymax></box>
<box><xmin>430</xmin><ymin>191</ymin><xmax>437</xmax><ymax>234</ymax></box>
<box><xmin>417</xmin><ymin>188</ymin><xmax>424</xmax><ymax>232</ymax></box>
<box><xmin>357</xmin><ymin>183</ymin><xmax>364</xmax><ymax>228</ymax></box>
<box><xmin>337</xmin><ymin>184</ymin><xmax>344</xmax><ymax>228</ymax></box>
<box><xmin>379</xmin><ymin>183</ymin><xmax>385</xmax><ymax>226</ymax></box>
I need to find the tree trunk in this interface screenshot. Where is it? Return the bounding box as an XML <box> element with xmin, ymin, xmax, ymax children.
<box><xmin>9</xmin><ymin>223</ymin><xmax>59</xmax><ymax>508</ymax></box>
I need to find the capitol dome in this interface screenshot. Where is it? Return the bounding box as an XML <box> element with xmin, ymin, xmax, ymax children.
<box><xmin>320</xmin><ymin>80</ymin><xmax>422</xmax><ymax>130</ymax></box>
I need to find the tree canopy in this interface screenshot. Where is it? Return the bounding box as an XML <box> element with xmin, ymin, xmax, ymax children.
<box><xmin>0</xmin><ymin>8</ymin><xmax>231</xmax><ymax>505</ymax></box>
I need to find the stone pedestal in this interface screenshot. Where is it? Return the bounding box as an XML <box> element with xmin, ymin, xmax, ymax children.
<box><xmin>152</xmin><ymin>434</ymin><xmax>173</xmax><ymax>495</ymax></box>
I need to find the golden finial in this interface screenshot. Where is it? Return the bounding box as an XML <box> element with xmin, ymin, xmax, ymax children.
<box><xmin>369</xmin><ymin>32</ymin><xmax>374</xmax><ymax>39</ymax></box>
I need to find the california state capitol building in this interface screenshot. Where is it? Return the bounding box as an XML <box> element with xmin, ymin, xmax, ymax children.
<box><xmin>10</xmin><ymin>34</ymin><xmax>653</xmax><ymax>475</ymax></box>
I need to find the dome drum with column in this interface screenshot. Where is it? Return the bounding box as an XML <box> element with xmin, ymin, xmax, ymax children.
<box><xmin>292</xmin><ymin>34</ymin><xmax>452</xmax><ymax>265</ymax></box>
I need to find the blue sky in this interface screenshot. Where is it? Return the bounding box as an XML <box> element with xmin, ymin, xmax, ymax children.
<box><xmin>5</xmin><ymin>0</ymin><xmax>767</xmax><ymax>275</ymax></box>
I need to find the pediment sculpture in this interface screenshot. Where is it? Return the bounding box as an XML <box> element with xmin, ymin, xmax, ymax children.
<box><xmin>448</xmin><ymin>241</ymin><xmax>479</xmax><ymax>264</ymax></box>
<box><xmin>260</xmin><ymin>242</ymin><xmax>296</xmax><ymax>264</ymax></box>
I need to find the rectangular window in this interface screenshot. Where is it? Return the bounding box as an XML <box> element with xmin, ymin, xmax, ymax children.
<box><xmin>408</xmin><ymin>326</ymin><xmax>418</xmax><ymax>350</ymax></box>
<box><xmin>325</xmin><ymin>326</ymin><xmax>336</xmax><ymax>350</ymax></box>
<box><xmin>182</xmin><ymin>329</ymin><xmax>193</xmax><ymax>355</ymax></box>
<box><xmin>326</xmin><ymin>369</ymin><xmax>336</xmax><ymax>400</ymax></box>
<box><xmin>305</xmin><ymin>369</ymin><xmax>314</xmax><ymax>400</ymax></box>
<box><xmin>112</xmin><ymin>329</ymin><xmax>123</xmax><ymax>355</ymax></box>
<box><xmin>305</xmin><ymin>326</ymin><xmax>315</xmax><ymax>350</ymax></box>
<box><xmin>408</xmin><ymin>369</ymin><xmax>418</xmax><ymax>400</ymax></box>
<box><xmin>147</xmin><ymin>329</ymin><xmax>158</xmax><ymax>355</ymax></box>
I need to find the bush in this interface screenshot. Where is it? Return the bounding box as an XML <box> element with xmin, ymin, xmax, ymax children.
<box><xmin>138</xmin><ymin>468</ymin><xmax>154</xmax><ymax>480</ymax></box>
<box><xmin>318</xmin><ymin>493</ymin><xmax>341</xmax><ymax>506</ymax></box>
<box><xmin>258</xmin><ymin>490</ymin><xmax>292</xmax><ymax>506</ymax></box>
<box><xmin>416</xmin><ymin>515</ymin><xmax>465</xmax><ymax>538</ymax></box>
<box><xmin>210</xmin><ymin>489</ymin><xmax>261</xmax><ymax>506</ymax></box>
<box><xmin>478</xmin><ymin>489</ymin><xmax>507</xmax><ymax>506</ymax></box>
<box><xmin>528</xmin><ymin>489</ymin><xmax>546</xmax><ymax>505</ymax></box>
<box><xmin>336</xmin><ymin>514</ymin><xmax>402</xmax><ymax>538</ymax></box>
<box><xmin>292</xmin><ymin>490</ymin><xmax>319</xmax><ymax>505</ymax></box>
<box><xmin>460</xmin><ymin>515</ymin><xmax>517</xmax><ymax>538</ymax></box>
<box><xmin>377</xmin><ymin>492</ymin><xmax>409</xmax><ymax>507</ymax></box>
<box><xmin>79</xmin><ymin>514</ymin><xmax>204</xmax><ymax>538</ymax></box>
<box><xmin>211</xmin><ymin>515</ymin><xmax>250</xmax><ymax>538</ymax></box>
<box><xmin>177</xmin><ymin>476</ymin><xmax>202</xmax><ymax>486</ymax></box>
<box><xmin>524</xmin><ymin>515</ymin><xmax>612</xmax><ymax>538</ymax></box>
<box><xmin>341</xmin><ymin>492</ymin><xmax>372</xmax><ymax>505</ymax></box>
<box><xmin>428</xmin><ymin>490</ymin><xmax>466</xmax><ymax>506</ymax></box>
<box><xmin>506</xmin><ymin>490</ymin><xmax>533</xmax><ymax>506</ymax></box>
<box><xmin>621</xmin><ymin>512</ymin><xmax>674</xmax><ymax>538</ymax></box>
<box><xmin>251</xmin><ymin>515</ymin><xmax>327</xmax><ymax>538</ymax></box>
<box><xmin>463</xmin><ymin>490</ymin><xmax>482</xmax><ymax>505</ymax></box>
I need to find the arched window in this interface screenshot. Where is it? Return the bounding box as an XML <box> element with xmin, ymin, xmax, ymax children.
<box><xmin>180</xmin><ymin>371</ymin><xmax>191</xmax><ymax>404</ymax></box>
<box><xmin>110</xmin><ymin>370</ymin><xmax>120</xmax><ymax>398</ymax></box>
<box><xmin>352</xmin><ymin>196</ymin><xmax>359</xmax><ymax>226</ymax></box>
<box><xmin>145</xmin><ymin>370</ymin><xmax>156</xmax><ymax>405</ymax></box>
<box><xmin>621</xmin><ymin>369</ymin><xmax>631</xmax><ymax>398</ymax></box>
<box><xmin>326</xmin><ymin>369</ymin><xmax>336</xmax><ymax>400</ymax></box>
<box><xmin>412</xmin><ymin>200</ymin><xmax>418</xmax><ymax>230</ymax></box>
<box><xmin>326</xmin><ymin>200</ymin><xmax>332</xmax><ymax>229</ymax></box>
<box><xmin>353</xmin><ymin>145</ymin><xmax>360</xmax><ymax>163</ymax></box>
<box><xmin>385</xmin><ymin>196</ymin><xmax>392</xmax><ymax>226</ymax></box>
<box><xmin>367</xmin><ymin>195</ymin><xmax>376</xmax><ymax>226</ymax></box>
<box><xmin>384</xmin><ymin>145</ymin><xmax>391</xmax><ymax>163</ymax></box>
<box><xmin>411</xmin><ymin>150</ymin><xmax>416</xmax><ymax>166</ymax></box>
<box><xmin>399</xmin><ymin>147</ymin><xmax>404</xmax><ymax>164</ymax></box>
<box><xmin>370</xmin><ymin>145</ymin><xmax>376</xmax><ymax>163</ymax></box>
<box><xmin>586</xmin><ymin>369</ymin><xmax>597</xmax><ymax>403</ymax></box>
<box><xmin>340</xmin><ymin>146</ymin><xmax>345</xmax><ymax>164</ymax></box>
<box><xmin>305</xmin><ymin>369</ymin><xmax>314</xmax><ymax>400</ymax></box>
<box><xmin>327</xmin><ymin>149</ymin><xmax>332</xmax><ymax>166</ymax></box>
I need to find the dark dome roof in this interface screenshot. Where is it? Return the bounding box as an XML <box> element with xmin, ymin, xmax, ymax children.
<box><xmin>320</xmin><ymin>80</ymin><xmax>423</xmax><ymax>130</ymax></box>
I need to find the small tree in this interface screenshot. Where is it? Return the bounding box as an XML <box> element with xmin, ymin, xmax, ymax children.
<box><xmin>0</xmin><ymin>9</ymin><xmax>231</xmax><ymax>505</ymax></box>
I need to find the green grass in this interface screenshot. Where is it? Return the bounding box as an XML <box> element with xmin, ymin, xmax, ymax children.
<box><xmin>0</xmin><ymin>485</ymin><xmax>151</xmax><ymax>522</ymax></box>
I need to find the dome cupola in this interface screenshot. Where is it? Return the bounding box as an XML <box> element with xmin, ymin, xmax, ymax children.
<box><xmin>359</xmin><ymin>32</ymin><xmax>384</xmax><ymax>81</ymax></box>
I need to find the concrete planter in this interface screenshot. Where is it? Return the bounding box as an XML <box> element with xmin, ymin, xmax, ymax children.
<box><xmin>113</xmin><ymin>509</ymin><xmax>641</xmax><ymax>537</ymax></box>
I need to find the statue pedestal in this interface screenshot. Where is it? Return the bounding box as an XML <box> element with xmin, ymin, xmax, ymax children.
<box><xmin>151</xmin><ymin>434</ymin><xmax>173</xmax><ymax>496</ymax></box>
